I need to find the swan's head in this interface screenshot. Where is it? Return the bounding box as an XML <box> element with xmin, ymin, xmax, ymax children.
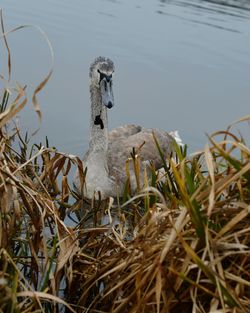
<box><xmin>90</xmin><ymin>57</ymin><xmax>114</xmax><ymax>109</ymax></box>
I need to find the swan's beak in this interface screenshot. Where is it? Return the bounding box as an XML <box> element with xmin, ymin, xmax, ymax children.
<box><xmin>100</xmin><ymin>79</ymin><xmax>114</xmax><ymax>109</ymax></box>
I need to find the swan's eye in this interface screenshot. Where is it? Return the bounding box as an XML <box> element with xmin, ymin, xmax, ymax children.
<box><xmin>97</xmin><ymin>69</ymin><xmax>113</xmax><ymax>88</ymax></box>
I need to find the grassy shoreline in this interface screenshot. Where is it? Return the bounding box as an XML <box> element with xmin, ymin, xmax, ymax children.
<box><xmin>1</xmin><ymin>87</ymin><xmax>249</xmax><ymax>313</ymax></box>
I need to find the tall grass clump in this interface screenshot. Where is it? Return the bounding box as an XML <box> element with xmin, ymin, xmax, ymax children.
<box><xmin>1</xmin><ymin>11</ymin><xmax>250</xmax><ymax>313</ymax></box>
<box><xmin>0</xmin><ymin>87</ymin><xmax>79</xmax><ymax>313</ymax></box>
<box><xmin>0</xmin><ymin>13</ymin><xmax>80</xmax><ymax>312</ymax></box>
<box><xmin>67</xmin><ymin>118</ymin><xmax>250</xmax><ymax>313</ymax></box>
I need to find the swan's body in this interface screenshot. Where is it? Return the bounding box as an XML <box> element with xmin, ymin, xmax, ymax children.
<box><xmin>75</xmin><ymin>57</ymin><xmax>179</xmax><ymax>199</ymax></box>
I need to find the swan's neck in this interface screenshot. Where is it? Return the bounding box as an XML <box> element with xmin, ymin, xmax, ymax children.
<box><xmin>89</xmin><ymin>84</ymin><xmax>108</xmax><ymax>153</ymax></box>
<box><xmin>84</xmin><ymin>84</ymin><xmax>113</xmax><ymax>198</ymax></box>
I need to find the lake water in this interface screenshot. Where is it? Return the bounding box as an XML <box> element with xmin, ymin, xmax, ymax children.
<box><xmin>1</xmin><ymin>0</ymin><xmax>250</xmax><ymax>155</ymax></box>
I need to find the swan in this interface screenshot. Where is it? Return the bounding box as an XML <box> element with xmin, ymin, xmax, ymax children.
<box><xmin>75</xmin><ymin>57</ymin><xmax>182</xmax><ymax>199</ymax></box>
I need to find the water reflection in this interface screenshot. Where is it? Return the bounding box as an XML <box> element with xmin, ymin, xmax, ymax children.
<box><xmin>159</xmin><ymin>0</ymin><xmax>250</xmax><ymax>13</ymax></box>
<box><xmin>158</xmin><ymin>0</ymin><xmax>250</xmax><ymax>20</ymax></box>
<box><xmin>156</xmin><ymin>9</ymin><xmax>241</xmax><ymax>33</ymax></box>
<box><xmin>157</xmin><ymin>0</ymin><xmax>250</xmax><ymax>33</ymax></box>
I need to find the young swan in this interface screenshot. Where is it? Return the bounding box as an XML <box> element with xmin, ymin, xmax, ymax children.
<box><xmin>75</xmin><ymin>57</ymin><xmax>179</xmax><ymax>199</ymax></box>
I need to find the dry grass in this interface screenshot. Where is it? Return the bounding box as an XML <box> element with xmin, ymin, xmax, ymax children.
<box><xmin>69</xmin><ymin>122</ymin><xmax>250</xmax><ymax>313</ymax></box>
<box><xmin>1</xmin><ymin>12</ymin><xmax>250</xmax><ymax>313</ymax></box>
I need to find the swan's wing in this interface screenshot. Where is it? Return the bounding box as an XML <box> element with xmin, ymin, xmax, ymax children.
<box><xmin>108</xmin><ymin>124</ymin><xmax>142</xmax><ymax>142</ymax></box>
<box><xmin>108</xmin><ymin>128</ymin><xmax>174</xmax><ymax>190</ymax></box>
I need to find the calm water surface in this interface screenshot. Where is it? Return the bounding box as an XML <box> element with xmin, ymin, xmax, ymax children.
<box><xmin>1</xmin><ymin>0</ymin><xmax>250</xmax><ymax>154</ymax></box>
